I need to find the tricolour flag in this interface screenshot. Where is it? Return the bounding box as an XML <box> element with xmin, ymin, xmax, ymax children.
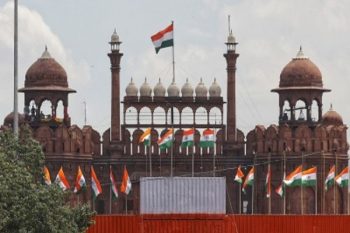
<box><xmin>151</xmin><ymin>23</ymin><xmax>174</xmax><ymax>54</ymax></box>
<box><xmin>199</xmin><ymin>129</ymin><xmax>214</xmax><ymax>148</ymax></box>
<box><xmin>335</xmin><ymin>166</ymin><xmax>349</xmax><ymax>188</ymax></box>
<box><xmin>302</xmin><ymin>167</ymin><xmax>317</xmax><ymax>186</ymax></box>
<box><xmin>275</xmin><ymin>183</ymin><xmax>284</xmax><ymax>197</ymax></box>
<box><xmin>43</xmin><ymin>166</ymin><xmax>51</xmax><ymax>185</ymax></box>
<box><xmin>283</xmin><ymin>165</ymin><xmax>302</xmax><ymax>187</ymax></box>
<box><xmin>234</xmin><ymin>165</ymin><xmax>244</xmax><ymax>184</ymax></box>
<box><xmin>120</xmin><ymin>166</ymin><xmax>132</xmax><ymax>195</ymax></box>
<box><xmin>181</xmin><ymin>129</ymin><xmax>194</xmax><ymax>147</ymax></box>
<box><xmin>325</xmin><ymin>165</ymin><xmax>335</xmax><ymax>191</ymax></box>
<box><xmin>55</xmin><ymin>166</ymin><xmax>70</xmax><ymax>191</ymax></box>
<box><xmin>110</xmin><ymin>166</ymin><xmax>118</xmax><ymax>200</ymax></box>
<box><xmin>158</xmin><ymin>129</ymin><xmax>173</xmax><ymax>150</ymax></box>
<box><xmin>91</xmin><ymin>166</ymin><xmax>102</xmax><ymax>198</ymax></box>
<box><xmin>242</xmin><ymin>166</ymin><xmax>254</xmax><ymax>193</ymax></box>
<box><xmin>74</xmin><ymin>166</ymin><xmax>86</xmax><ymax>193</ymax></box>
<box><xmin>139</xmin><ymin>128</ymin><xmax>151</xmax><ymax>146</ymax></box>
<box><xmin>265</xmin><ymin>166</ymin><xmax>271</xmax><ymax>198</ymax></box>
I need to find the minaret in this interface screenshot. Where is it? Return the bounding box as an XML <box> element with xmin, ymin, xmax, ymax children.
<box><xmin>224</xmin><ymin>30</ymin><xmax>239</xmax><ymax>144</ymax></box>
<box><xmin>108</xmin><ymin>29</ymin><xmax>123</xmax><ymax>148</ymax></box>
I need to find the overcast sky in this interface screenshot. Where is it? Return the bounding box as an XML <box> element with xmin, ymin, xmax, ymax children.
<box><xmin>1</xmin><ymin>0</ymin><xmax>350</xmax><ymax>138</ymax></box>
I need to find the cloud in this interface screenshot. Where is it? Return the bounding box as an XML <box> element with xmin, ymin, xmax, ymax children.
<box><xmin>0</xmin><ymin>1</ymin><xmax>90</xmax><ymax>127</ymax></box>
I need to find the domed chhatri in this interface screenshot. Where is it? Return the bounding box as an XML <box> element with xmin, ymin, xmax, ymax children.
<box><xmin>167</xmin><ymin>81</ymin><xmax>180</xmax><ymax>97</ymax></box>
<box><xmin>25</xmin><ymin>47</ymin><xmax>69</xmax><ymax>88</ymax></box>
<box><xmin>279</xmin><ymin>47</ymin><xmax>323</xmax><ymax>88</ymax></box>
<box><xmin>195</xmin><ymin>78</ymin><xmax>208</xmax><ymax>97</ymax></box>
<box><xmin>322</xmin><ymin>105</ymin><xmax>343</xmax><ymax>126</ymax></box>
<box><xmin>125</xmin><ymin>78</ymin><xmax>138</xmax><ymax>96</ymax></box>
<box><xmin>209</xmin><ymin>78</ymin><xmax>221</xmax><ymax>97</ymax></box>
<box><xmin>181</xmin><ymin>78</ymin><xmax>194</xmax><ymax>97</ymax></box>
<box><xmin>140</xmin><ymin>78</ymin><xmax>152</xmax><ymax>97</ymax></box>
<box><xmin>153</xmin><ymin>78</ymin><xmax>166</xmax><ymax>97</ymax></box>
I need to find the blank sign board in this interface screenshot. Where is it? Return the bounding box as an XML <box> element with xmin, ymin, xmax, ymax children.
<box><xmin>140</xmin><ymin>177</ymin><xmax>226</xmax><ymax>214</ymax></box>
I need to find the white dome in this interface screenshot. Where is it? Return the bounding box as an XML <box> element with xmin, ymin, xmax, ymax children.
<box><xmin>167</xmin><ymin>81</ymin><xmax>180</xmax><ymax>97</ymax></box>
<box><xmin>209</xmin><ymin>78</ymin><xmax>221</xmax><ymax>97</ymax></box>
<box><xmin>154</xmin><ymin>78</ymin><xmax>166</xmax><ymax>97</ymax></box>
<box><xmin>125</xmin><ymin>78</ymin><xmax>138</xmax><ymax>96</ymax></box>
<box><xmin>195</xmin><ymin>78</ymin><xmax>208</xmax><ymax>97</ymax></box>
<box><xmin>140</xmin><ymin>78</ymin><xmax>152</xmax><ymax>97</ymax></box>
<box><xmin>181</xmin><ymin>78</ymin><xmax>193</xmax><ymax>97</ymax></box>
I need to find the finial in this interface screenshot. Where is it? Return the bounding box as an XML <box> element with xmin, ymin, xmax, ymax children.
<box><xmin>144</xmin><ymin>77</ymin><xmax>147</xmax><ymax>83</ymax></box>
<box><xmin>295</xmin><ymin>46</ymin><xmax>307</xmax><ymax>59</ymax></box>
<box><xmin>330</xmin><ymin>103</ymin><xmax>333</xmax><ymax>111</ymax></box>
<box><xmin>45</xmin><ymin>45</ymin><xmax>47</xmax><ymax>51</ymax></box>
<box><xmin>200</xmin><ymin>77</ymin><xmax>203</xmax><ymax>83</ymax></box>
<box><xmin>214</xmin><ymin>77</ymin><xmax>216</xmax><ymax>82</ymax></box>
<box><xmin>186</xmin><ymin>78</ymin><xmax>189</xmax><ymax>83</ymax></box>
<box><xmin>158</xmin><ymin>78</ymin><xmax>161</xmax><ymax>83</ymax></box>
<box><xmin>130</xmin><ymin>77</ymin><xmax>134</xmax><ymax>83</ymax></box>
<box><xmin>41</xmin><ymin>45</ymin><xmax>51</xmax><ymax>59</ymax></box>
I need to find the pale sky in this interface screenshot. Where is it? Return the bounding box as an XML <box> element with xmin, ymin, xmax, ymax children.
<box><xmin>1</xmin><ymin>0</ymin><xmax>349</xmax><ymax>138</ymax></box>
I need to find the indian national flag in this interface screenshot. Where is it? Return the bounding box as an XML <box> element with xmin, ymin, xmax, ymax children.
<box><xmin>234</xmin><ymin>165</ymin><xmax>244</xmax><ymax>184</ymax></box>
<box><xmin>91</xmin><ymin>166</ymin><xmax>102</xmax><ymax>198</ymax></box>
<box><xmin>181</xmin><ymin>129</ymin><xmax>194</xmax><ymax>147</ymax></box>
<box><xmin>283</xmin><ymin>165</ymin><xmax>302</xmax><ymax>187</ymax></box>
<box><xmin>55</xmin><ymin>166</ymin><xmax>70</xmax><ymax>191</ymax></box>
<box><xmin>325</xmin><ymin>165</ymin><xmax>335</xmax><ymax>191</ymax></box>
<box><xmin>43</xmin><ymin>166</ymin><xmax>51</xmax><ymax>185</ymax></box>
<box><xmin>265</xmin><ymin>166</ymin><xmax>271</xmax><ymax>198</ymax></box>
<box><xmin>110</xmin><ymin>166</ymin><xmax>118</xmax><ymax>200</ymax></box>
<box><xmin>151</xmin><ymin>23</ymin><xmax>174</xmax><ymax>54</ymax></box>
<box><xmin>74</xmin><ymin>166</ymin><xmax>86</xmax><ymax>193</ymax></box>
<box><xmin>275</xmin><ymin>183</ymin><xmax>284</xmax><ymax>197</ymax></box>
<box><xmin>139</xmin><ymin>128</ymin><xmax>151</xmax><ymax>146</ymax></box>
<box><xmin>120</xmin><ymin>166</ymin><xmax>132</xmax><ymax>195</ymax></box>
<box><xmin>302</xmin><ymin>167</ymin><xmax>317</xmax><ymax>186</ymax></box>
<box><xmin>199</xmin><ymin>129</ymin><xmax>214</xmax><ymax>148</ymax></box>
<box><xmin>242</xmin><ymin>166</ymin><xmax>254</xmax><ymax>193</ymax></box>
<box><xmin>335</xmin><ymin>166</ymin><xmax>349</xmax><ymax>188</ymax></box>
<box><xmin>158</xmin><ymin>129</ymin><xmax>173</xmax><ymax>150</ymax></box>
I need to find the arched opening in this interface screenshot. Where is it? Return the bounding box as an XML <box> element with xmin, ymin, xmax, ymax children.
<box><xmin>153</xmin><ymin>107</ymin><xmax>166</xmax><ymax>125</ymax></box>
<box><xmin>195</xmin><ymin>107</ymin><xmax>207</xmax><ymax>125</ymax></box>
<box><xmin>29</xmin><ymin>100</ymin><xmax>37</xmax><ymax>121</ymax></box>
<box><xmin>181</xmin><ymin>107</ymin><xmax>193</xmax><ymax>125</ymax></box>
<box><xmin>139</xmin><ymin>107</ymin><xmax>152</xmax><ymax>125</ymax></box>
<box><xmin>209</xmin><ymin>107</ymin><xmax>222</xmax><ymax>124</ymax></box>
<box><xmin>167</xmin><ymin>107</ymin><xmax>180</xmax><ymax>125</ymax></box>
<box><xmin>39</xmin><ymin>100</ymin><xmax>52</xmax><ymax>121</ymax></box>
<box><xmin>295</xmin><ymin>100</ymin><xmax>307</xmax><ymax>121</ymax></box>
<box><xmin>56</xmin><ymin>100</ymin><xmax>64</xmax><ymax>120</ymax></box>
<box><xmin>311</xmin><ymin>99</ymin><xmax>319</xmax><ymax>122</ymax></box>
<box><xmin>281</xmin><ymin>100</ymin><xmax>291</xmax><ymax>121</ymax></box>
<box><xmin>125</xmin><ymin>107</ymin><xmax>138</xmax><ymax>124</ymax></box>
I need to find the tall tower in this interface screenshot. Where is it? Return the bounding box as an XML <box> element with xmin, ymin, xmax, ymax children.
<box><xmin>108</xmin><ymin>30</ymin><xmax>123</xmax><ymax>155</ymax></box>
<box><xmin>223</xmin><ymin>30</ymin><xmax>239</xmax><ymax>154</ymax></box>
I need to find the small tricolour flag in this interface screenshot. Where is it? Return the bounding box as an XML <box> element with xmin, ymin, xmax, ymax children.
<box><xmin>275</xmin><ymin>183</ymin><xmax>284</xmax><ymax>197</ymax></box>
<box><xmin>181</xmin><ymin>129</ymin><xmax>194</xmax><ymax>147</ymax></box>
<box><xmin>265</xmin><ymin>166</ymin><xmax>271</xmax><ymax>198</ymax></box>
<box><xmin>91</xmin><ymin>166</ymin><xmax>102</xmax><ymax>199</ymax></box>
<box><xmin>139</xmin><ymin>128</ymin><xmax>151</xmax><ymax>146</ymax></box>
<box><xmin>158</xmin><ymin>129</ymin><xmax>173</xmax><ymax>150</ymax></box>
<box><xmin>151</xmin><ymin>23</ymin><xmax>174</xmax><ymax>54</ymax></box>
<box><xmin>74</xmin><ymin>166</ymin><xmax>86</xmax><ymax>193</ymax></box>
<box><xmin>302</xmin><ymin>167</ymin><xmax>317</xmax><ymax>187</ymax></box>
<box><xmin>43</xmin><ymin>165</ymin><xmax>51</xmax><ymax>185</ymax></box>
<box><xmin>55</xmin><ymin>166</ymin><xmax>70</xmax><ymax>191</ymax></box>
<box><xmin>120</xmin><ymin>166</ymin><xmax>132</xmax><ymax>195</ymax></box>
<box><xmin>283</xmin><ymin>165</ymin><xmax>302</xmax><ymax>187</ymax></box>
<box><xmin>335</xmin><ymin>166</ymin><xmax>349</xmax><ymax>188</ymax></box>
<box><xmin>242</xmin><ymin>166</ymin><xmax>254</xmax><ymax>194</ymax></box>
<box><xmin>110</xmin><ymin>166</ymin><xmax>118</xmax><ymax>200</ymax></box>
<box><xmin>199</xmin><ymin>129</ymin><xmax>214</xmax><ymax>148</ymax></box>
<box><xmin>325</xmin><ymin>165</ymin><xmax>335</xmax><ymax>191</ymax></box>
<box><xmin>234</xmin><ymin>165</ymin><xmax>244</xmax><ymax>184</ymax></box>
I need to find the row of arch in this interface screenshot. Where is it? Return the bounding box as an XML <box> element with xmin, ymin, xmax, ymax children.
<box><xmin>246</xmin><ymin>124</ymin><xmax>347</xmax><ymax>154</ymax></box>
<box><xmin>280</xmin><ymin>99</ymin><xmax>322</xmax><ymax>122</ymax></box>
<box><xmin>124</xmin><ymin>106</ymin><xmax>223</xmax><ymax>125</ymax></box>
<box><xmin>25</xmin><ymin>99</ymin><xmax>67</xmax><ymax>121</ymax></box>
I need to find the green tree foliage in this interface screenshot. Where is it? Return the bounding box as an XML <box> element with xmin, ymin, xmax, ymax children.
<box><xmin>0</xmin><ymin>128</ymin><xmax>95</xmax><ymax>233</ymax></box>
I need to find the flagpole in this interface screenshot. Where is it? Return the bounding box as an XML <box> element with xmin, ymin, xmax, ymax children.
<box><xmin>170</xmin><ymin>107</ymin><xmax>174</xmax><ymax>177</ymax></box>
<box><xmin>301</xmin><ymin>151</ymin><xmax>304</xmax><ymax>215</ymax></box>
<box><xmin>252</xmin><ymin>154</ymin><xmax>256</xmax><ymax>214</ymax></box>
<box><xmin>149</xmin><ymin>135</ymin><xmax>152</xmax><ymax>177</ymax></box>
<box><xmin>13</xmin><ymin>0</ymin><xmax>19</xmax><ymax>137</ymax></box>
<box><xmin>283</xmin><ymin>150</ymin><xmax>286</xmax><ymax>215</ymax></box>
<box><xmin>171</xmin><ymin>20</ymin><xmax>175</xmax><ymax>83</ymax></box>
<box><xmin>334</xmin><ymin>151</ymin><xmax>337</xmax><ymax>214</ymax></box>
<box><xmin>268</xmin><ymin>152</ymin><xmax>271</xmax><ymax>214</ymax></box>
<box><xmin>191</xmin><ymin>131</ymin><xmax>194</xmax><ymax>177</ymax></box>
<box><xmin>109</xmin><ymin>183</ymin><xmax>112</xmax><ymax>214</ymax></box>
<box><xmin>213</xmin><ymin>119</ymin><xmax>217</xmax><ymax>177</ymax></box>
<box><xmin>315</xmin><ymin>169</ymin><xmax>318</xmax><ymax>214</ymax></box>
<box><xmin>239</xmin><ymin>182</ymin><xmax>241</xmax><ymax>214</ymax></box>
<box><xmin>125</xmin><ymin>194</ymin><xmax>128</xmax><ymax>215</ymax></box>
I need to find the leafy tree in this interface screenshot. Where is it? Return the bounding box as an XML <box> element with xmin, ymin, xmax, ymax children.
<box><xmin>0</xmin><ymin>127</ymin><xmax>95</xmax><ymax>233</ymax></box>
